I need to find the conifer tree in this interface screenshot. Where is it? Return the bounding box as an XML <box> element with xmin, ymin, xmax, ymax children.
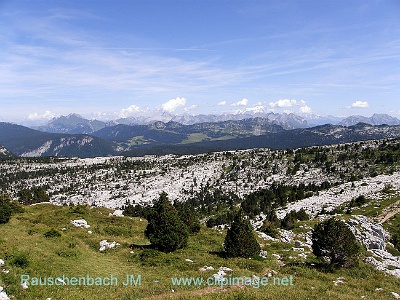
<box><xmin>224</xmin><ymin>210</ymin><xmax>260</xmax><ymax>258</ymax></box>
<box><xmin>0</xmin><ymin>193</ymin><xmax>13</xmax><ymax>224</ymax></box>
<box><xmin>312</xmin><ymin>217</ymin><xmax>360</xmax><ymax>268</ymax></box>
<box><xmin>145</xmin><ymin>192</ymin><xmax>189</xmax><ymax>252</ymax></box>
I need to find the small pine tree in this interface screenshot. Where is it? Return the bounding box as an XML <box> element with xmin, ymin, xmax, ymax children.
<box><xmin>0</xmin><ymin>193</ymin><xmax>13</xmax><ymax>224</ymax></box>
<box><xmin>145</xmin><ymin>192</ymin><xmax>189</xmax><ymax>253</ymax></box>
<box><xmin>312</xmin><ymin>217</ymin><xmax>360</xmax><ymax>268</ymax></box>
<box><xmin>174</xmin><ymin>202</ymin><xmax>201</xmax><ymax>234</ymax></box>
<box><xmin>281</xmin><ymin>210</ymin><xmax>298</xmax><ymax>230</ymax></box>
<box><xmin>260</xmin><ymin>219</ymin><xmax>279</xmax><ymax>238</ymax></box>
<box><xmin>224</xmin><ymin>210</ymin><xmax>260</xmax><ymax>258</ymax></box>
<box><xmin>296</xmin><ymin>208</ymin><xmax>310</xmax><ymax>221</ymax></box>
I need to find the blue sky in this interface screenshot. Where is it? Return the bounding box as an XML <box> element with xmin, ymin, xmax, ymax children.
<box><xmin>1</xmin><ymin>0</ymin><xmax>399</xmax><ymax>122</ymax></box>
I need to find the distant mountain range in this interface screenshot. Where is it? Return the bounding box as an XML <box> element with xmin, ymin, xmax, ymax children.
<box><xmin>1</xmin><ymin>118</ymin><xmax>400</xmax><ymax>158</ymax></box>
<box><xmin>0</xmin><ymin>144</ymin><xmax>14</xmax><ymax>160</ymax></box>
<box><xmin>34</xmin><ymin>112</ymin><xmax>308</xmax><ymax>135</ymax></box>
<box><xmin>35</xmin><ymin>113</ymin><xmax>107</xmax><ymax>134</ymax></box>
<box><xmin>0</xmin><ymin>122</ymin><xmax>117</xmax><ymax>158</ymax></box>
<box><xmin>91</xmin><ymin>118</ymin><xmax>285</xmax><ymax>148</ymax></box>
<box><xmin>122</xmin><ymin>123</ymin><xmax>400</xmax><ymax>156</ymax></box>
<box><xmin>30</xmin><ymin>112</ymin><xmax>400</xmax><ymax>136</ymax></box>
<box><xmin>339</xmin><ymin>113</ymin><xmax>400</xmax><ymax>126</ymax></box>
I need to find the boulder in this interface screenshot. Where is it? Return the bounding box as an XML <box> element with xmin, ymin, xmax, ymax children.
<box><xmin>99</xmin><ymin>240</ymin><xmax>120</xmax><ymax>252</ymax></box>
<box><xmin>70</xmin><ymin>219</ymin><xmax>90</xmax><ymax>229</ymax></box>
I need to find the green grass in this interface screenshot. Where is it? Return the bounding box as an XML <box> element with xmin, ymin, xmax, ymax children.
<box><xmin>127</xmin><ymin>136</ymin><xmax>148</xmax><ymax>146</ymax></box>
<box><xmin>350</xmin><ymin>195</ymin><xmax>400</xmax><ymax>218</ymax></box>
<box><xmin>0</xmin><ymin>204</ymin><xmax>399</xmax><ymax>300</ymax></box>
<box><xmin>181</xmin><ymin>133</ymin><xmax>210</xmax><ymax>144</ymax></box>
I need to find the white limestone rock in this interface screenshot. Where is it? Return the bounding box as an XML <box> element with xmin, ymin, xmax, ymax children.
<box><xmin>70</xmin><ymin>219</ymin><xmax>90</xmax><ymax>229</ymax></box>
<box><xmin>109</xmin><ymin>210</ymin><xmax>124</xmax><ymax>217</ymax></box>
<box><xmin>99</xmin><ymin>240</ymin><xmax>120</xmax><ymax>252</ymax></box>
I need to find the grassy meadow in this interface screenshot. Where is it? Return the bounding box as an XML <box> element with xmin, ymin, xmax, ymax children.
<box><xmin>0</xmin><ymin>203</ymin><xmax>399</xmax><ymax>300</ymax></box>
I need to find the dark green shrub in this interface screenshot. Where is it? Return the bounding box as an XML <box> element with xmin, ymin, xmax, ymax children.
<box><xmin>348</xmin><ymin>195</ymin><xmax>368</xmax><ymax>208</ymax></box>
<box><xmin>224</xmin><ymin>210</ymin><xmax>260</xmax><ymax>258</ymax></box>
<box><xmin>17</xmin><ymin>187</ymin><xmax>50</xmax><ymax>205</ymax></box>
<box><xmin>259</xmin><ymin>219</ymin><xmax>279</xmax><ymax>238</ymax></box>
<box><xmin>145</xmin><ymin>192</ymin><xmax>189</xmax><ymax>253</ymax></box>
<box><xmin>174</xmin><ymin>202</ymin><xmax>201</xmax><ymax>234</ymax></box>
<box><xmin>296</xmin><ymin>208</ymin><xmax>310</xmax><ymax>221</ymax></box>
<box><xmin>281</xmin><ymin>210</ymin><xmax>298</xmax><ymax>230</ymax></box>
<box><xmin>139</xmin><ymin>249</ymin><xmax>166</xmax><ymax>266</ymax></box>
<box><xmin>44</xmin><ymin>228</ymin><xmax>62</xmax><ymax>238</ymax></box>
<box><xmin>390</xmin><ymin>234</ymin><xmax>400</xmax><ymax>252</ymax></box>
<box><xmin>312</xmin><ymin>217</ymin><xmax>361</xmax><ymax>268</ymax></box>
<box><xmin>69</xmin><ymin>204</ymin><xmax>89</xmax><ymax>215</ymax></box>
<box><xmin>0</xmin><ymin>193</ymin><xmax>13</xmax><ymax>224</ymax></box>
<box><xmin>57</xmin><ymin>248</ymin><xmax>78</xmax><ymax>257</ymax></box>
<box><xmin>123</xmin><ymin>203</ymin><xmax>152</xmax><ymax>219</ymax></box>
<box><xmin>11</xmin><ymin>253</ymin><xmax>29</xmax><ymax>268</ymax></box>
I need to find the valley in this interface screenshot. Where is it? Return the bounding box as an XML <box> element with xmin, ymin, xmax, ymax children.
<box><xmin>1</xmin><ymin>138</ymin><xmax>400</xmax><ymax>299</ymax></box>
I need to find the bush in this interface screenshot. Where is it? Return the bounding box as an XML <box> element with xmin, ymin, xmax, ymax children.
<box><xmin>69</xmin><ymin>204</ymin><xmax>89</xmax><ymax>215</ymax></box>
<box><xmin>145</xmin><ymin>192</ymin><xmax>189</xmax><ymax>253</ymax></box>
<box><xmin>296</xmin><ymin>208</ymin><xmax>310</xmax><ymax>221</ymax></box>
<box><xmin>0</xmin><ymin>193</ymin><xmax>13</xmax><ymax>224</ymax></box>
<box><xmin>348</xmin><ymin>195</ymin><xmax>368</xmax><ymax>208</ymax></box>
<box><xmin>391</xmin><ymin>234</ymin><xmax>400</xmax><ymax>252</ymax></box>
<box><xmin>10</xmin><ymin>252</ymin><xmax>29</xmax><ymax>268</ymax></box>
<box><xmin>18</xmin><ymin>187</ymin><xmax>50</xmax><ymax>205</ymax></box>
<box><xmin>312</xmin><ymin>217</ymin><xmax>361</xmax><ymax>268</ymax></box>
<box><xmin>174</xmin><ymin>202</ymin><xmax>201</xmax><ymax>234</ymax></box>
<box><xmin>123</xmin><ymin>203</ymin><xmax>152</xmax><ymax>219</ymax></box>
<box><xmin>139</xmin><ymin>249</ymin><xmax>167</xmax><ymax>267</ymax></box>
<box><xmin>10</xmin><ymin>200</ymin><xmax>25</xmax><ymax>214</ymax></box>
<box><xmin>44</xmin><ymin>228</ymin><xmax>62</xmax><ymax>238</ymax></box>
<box><xmin>224</xmin><ymin>210</ymin><xmax>260</xmax><ymax>258</ymax></box>
<box><xmin>281</xmin><ymin>210</ymin><xmax>298</xmax><ymax>230</ymax></box>
<box><xmin>259</xmin><ymin>219</ymin><xmax>279</xmax><ymax>238</ymax></box>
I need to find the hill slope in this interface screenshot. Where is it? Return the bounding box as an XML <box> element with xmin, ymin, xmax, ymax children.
<box><xmin>340</xmin><ymin>114</ymin><xmax>400</xmax><ymax>126</ymax></box>
<box><xmin>92</xmin><ymin>118</ymin><xmax>285</xmax><ymax>147</ymax></box>
<box><xmin>37</xmin><ymin>113</ymin><xmax>107</xmax><ymax>134</ymax></box>
<box><xmin>124</xmin><ymin>123</ymin><xmax>400</xmax><ymax>156</ymax></box>
<box><xmin>0</xmin><ymin>145</ymin><xmax>15</xmax><ymax>160</ymax></box>
<box><xmin>0</xmin><ymin>122</ymin><xmax>117</xmax><ymax>158</ymax></box>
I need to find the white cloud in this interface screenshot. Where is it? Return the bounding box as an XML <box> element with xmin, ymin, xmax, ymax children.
<box><xmin>28</xmin><ymin>111</ymin><xmax>56</xmax><ymax>120</ymax></box>
<box><xmin>118</xmin><ymin>105</ymin><xmax>143</xmax><ymax>118</ymax></box>
<box><xmin>231</xmin><ymin>98</ymin><xmax>249</xmax><ymax>106</ymax></box>
<box><xmin>245</xmin><ymin>105</ymin><xmax>266</xmax><ymax>113</ymax></box>
<box><xmin>300</xmin><ymin>105</ymin><xmax>312</xmax><ymax>114</ymax></box>
<box><xmin>184</xmin><ymin>105</ymin><xmax>198</xmax><ymax>112</ymax></box>
<box><xmin>218</xmin><ymin>101</ymin><xmax>227</xmax><ymax>106</ymax></box>
<box><xmin>161</xmin><ymin>97</ymin><xmax>187</xmax><ymax>113</ymax></box>
<box><xmin>268</xmin><ymin>99</ymin><xmax>305</xmax><ymax>108</ymax></box>
<box><xmin>348</xmin><ymin>101</ymin><xmax>369</xmax><ymax>108</ymax></box>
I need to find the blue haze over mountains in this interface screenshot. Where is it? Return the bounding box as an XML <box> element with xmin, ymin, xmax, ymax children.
<box><xmin>33</xmin><ymin>112</ymin><xmax>400</xmax><ymax>135</ymax></box>
<box><xmin>0</xmin><ymin>112</ymin><xmax>400</xmax><ymax>158</ymax></box>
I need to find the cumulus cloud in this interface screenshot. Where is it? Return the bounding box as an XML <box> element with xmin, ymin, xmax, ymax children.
<box><xmin>348</xmin><ymin>101</ymin><xmax>369</xmax><ymax>108</ymax></box>
<box><xmin>184</xmin><ymin>104</ymin><xmax>198</xmax><ymax>112</ymax></box>
<box><xmin>245</xmin><ymin>105</ymin><xmax>266</xmax><ymax>113</ymax></box>
<box><xmin>118</xmin><ymin>104</ymin><xmax>143</xmax><ymax>118</ymax></box>
<box><xmin>231</xmin><ymin>98</ymin><xmax>249</xmax><ymax>106</ymax></box>
<box><xmin>161</xmin><ymin>97</ymin><xmax>187</xmax><ymax>113</ymax></box>
<box><xmin>218</xmin><ymin>101</ymin><xmax>227</xmax><ymax>106</ymax></box>
<box><xmin>28</xmin><ymin>111</ymin><xmax>56</xmax><ymax>120</ymax></box>
<box><xmin>268</xmin><ymin>98</ymin><xmax>313</xmax><ymax>114</ymax></box>
<box><xmin>268</xmin><ymin>99</ymin><xmax>306</xmax><ymax>108</ymax></box>
<box><xmin>300</xmin><ymin>105</ymin><xmax>312</xmax><ymax>114</ymax></box>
